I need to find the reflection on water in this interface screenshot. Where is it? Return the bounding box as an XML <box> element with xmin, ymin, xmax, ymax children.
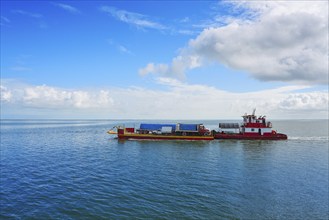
<box><xmin>0</xmin><ymin>120</ymin><xmax>328</xmax><ymax>219</ymax></box>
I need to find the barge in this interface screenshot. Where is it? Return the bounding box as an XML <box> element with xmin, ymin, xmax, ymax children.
<box><xmin>108</xmin><ymin>110</ymin><xmax>287</xmax><ymax>141</ymax></box>
<box><xmin>214</xmin><ymin>110</ymin><xmax>287</xmax><ymax>140</ymax></box>
<box><xmin>108</xmin><ymin>123</ymin><xmax>214</xmax><ymax>140</ymax></box>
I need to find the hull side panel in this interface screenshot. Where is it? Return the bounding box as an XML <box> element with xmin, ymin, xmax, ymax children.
<box><xmin>214</xmin><ymin>133</ymin><xmax>287</xmax><ymax>140</ymax></box>
<box><xmin>118</xmin><ymin>133</ymin><xmax>214</xmax><ymax>140</ymax></box>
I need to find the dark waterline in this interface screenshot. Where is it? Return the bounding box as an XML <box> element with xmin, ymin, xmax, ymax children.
<box><xmin>1</xmin><ymin>120</ymin><xmax>328</xmax><ymax>219</ymax></box>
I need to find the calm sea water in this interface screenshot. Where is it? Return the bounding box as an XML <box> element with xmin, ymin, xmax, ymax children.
<box><xmin>1</xmin><ymin>119</ymin><xmax>328</xmax><ymax>219</ymax></box>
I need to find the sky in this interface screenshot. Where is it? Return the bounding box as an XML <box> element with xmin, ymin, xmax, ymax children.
<box><xmin>1</xmin><ymin>1</ymin><xmax>328</xmax><ymax>119</ymax></box>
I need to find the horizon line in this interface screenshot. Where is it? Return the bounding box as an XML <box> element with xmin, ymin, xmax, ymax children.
<box><xmin>1</xmin><ymin>118</ymin><xmax>328</xmax><ymax>121</ymax></box>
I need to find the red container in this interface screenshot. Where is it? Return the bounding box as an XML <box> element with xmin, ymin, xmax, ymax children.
<box><xmin>125</xmin><ymin>128</ymin><xmax>135</xmax><ymax>133</ymax></box>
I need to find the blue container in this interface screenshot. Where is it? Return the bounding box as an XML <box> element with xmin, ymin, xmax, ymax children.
<box><xmin>179</xmin><ymin>124</ymin><xmax>198</xmax><ymax>131</ymax></box>
<box><xmin>140</xmin><ymin>124</ymin><xmax>176</xmax><ymax>131</ymax></box>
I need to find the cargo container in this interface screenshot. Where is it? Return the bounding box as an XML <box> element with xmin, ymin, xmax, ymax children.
<box><xmin>177</xmin><ymin>123</ymin><xmax>199</xmax><ymax>131</ymax></box>
<box><xmin>109</xmin><ymin>123</ymin><xmax>213</xmax><ymax>140</ymax></box>
<box><xmin>161</xmin><ymin>126</ymin><xmax>173</xmax><ymax>133</ymax></box>
<box><xmin>140</xmin><ymin>123</ymin><xmax>176</xmax><ymax>131</ymax></box>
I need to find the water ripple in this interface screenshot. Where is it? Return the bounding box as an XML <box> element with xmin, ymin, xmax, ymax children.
<box><xmin>1</xmin><ymin>120</ymin><xmax>328</xmax><ymax>219</ymax></box>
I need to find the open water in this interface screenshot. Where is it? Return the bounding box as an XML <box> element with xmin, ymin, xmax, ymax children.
<box><xmin>0</xmin><ymin>119</ymin><xmax>328</xmax><ymax>219</ymax></box>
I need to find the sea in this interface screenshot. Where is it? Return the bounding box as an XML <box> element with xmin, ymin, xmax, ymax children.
<box><xmin>0</xmin><ymin>119</ymin><xmax>328</xmax><ymax>219</ymax></box>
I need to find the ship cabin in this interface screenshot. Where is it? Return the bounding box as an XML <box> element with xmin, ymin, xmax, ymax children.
<box><xmin>241</xmin><ymin>113</ymin><xmax>273</xmax><ymax>135</ymax></box>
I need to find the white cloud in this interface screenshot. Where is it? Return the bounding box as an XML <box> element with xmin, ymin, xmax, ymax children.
<box><xmin>177</xmin><ymin>29</ymin><xmax>195</xmax><ymax>35</ymax></box>
<box><xmin>1</xmin><ymin>16</ymin><xmax>10</xmax><ymax>26</ymax></box>
<box><xmin>100</xmin><ymin>6</ymin><xmax>167</xmax><ymax>30</ymax></box>
<box><xmin>5</xmin><ymin>84</ymin><xmax>114</xmax><ymax>109</ymax></box>
<box><xmin>11</xmin><ymin>9</ymin><xmax>47</xmax><ymax>28</ymax></box>
<box><xmin>53</xmin><ymin>3</ymin><xmax>81</xmax><ymax>14</ymax></box>
<box><xmin>12</xmin><ymin>10</ymin><xmax>43</xmax><ymax>18</ymax></box>
<box><xmin>279</xmin><ymin>92</ymin><xmax>328</xmax><ymax>111</ymax></box>
<box><xmin>117</xmin><ymin>45</ymin><xmax>132</xmax><ymax>55</ymax></box>
<box><xmin>139</xmin><ymin>63</ymin><xmax>169</xmax><ymax>77</ymax></box>
<box><xmin>140</xmin><ymin>1</ymin><xmax>328</xmax><ymax>85</ymax></box>
<box><xmin>1</xmin><ymin>16</ymin><xmax>10</xmax><ymax>23</ymax></box>
<box><xmin>107</xmin><ymin>39</ymin><xmax>133</xmax><ymax>55</ymax></box>
<box><xmin>180</xmin><ymin>17</ymin><xmax>190</xmax><ymax>23</ymax></box>
<box><xmin>1</xmin><ymin>79</ymin><xmax>327</xmax><ymax>119</ymax></box>
<box><xmin>139</xmin><ymin>54</ymin><xmax>202</xmax><ymax>79</ymax></box>
<box><xmin>0</xmin><ymin>86</ymin><xmax>12</xmax><ymax>102</ymax></box>
<box><xmin>10</xmin><ymin>66</ymin><xmax>32</xmax><ymax>72</ymax></box>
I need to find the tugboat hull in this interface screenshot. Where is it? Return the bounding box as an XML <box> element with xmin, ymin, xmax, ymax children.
<box><xmin>215</xmin><ymin>110</ymin><xmax>288</xmax><ymax>140</ymax></box>
<box><xmin>214</xmin><ymin>133</ymin><xmax>287</xmax><ymax>140</ymax></box>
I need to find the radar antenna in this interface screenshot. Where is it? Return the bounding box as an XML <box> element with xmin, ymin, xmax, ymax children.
<box><xmin>252</xmin><ymin>108</ymin><xmax>256</xmax><ymax>116</ymax></box>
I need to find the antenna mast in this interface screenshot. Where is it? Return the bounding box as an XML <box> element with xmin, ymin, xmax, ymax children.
<box><xmin>252</xmin><ymin>108</ymin><xmax>256</xmax><ymax>116</ymax></box>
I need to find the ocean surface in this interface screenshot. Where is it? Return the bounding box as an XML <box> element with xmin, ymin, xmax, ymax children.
<box><xmin>1</xmin><ymin>119</ymin><xmax>328</xmax><ymax>219</ymax></box>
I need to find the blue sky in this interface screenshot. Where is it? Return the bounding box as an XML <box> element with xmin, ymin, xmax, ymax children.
<box><xmin>1</xmin><ymin>1</ymin><xmax>328</xmax><ymax>119</ymax></box>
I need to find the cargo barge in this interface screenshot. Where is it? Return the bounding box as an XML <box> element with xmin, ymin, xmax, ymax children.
<box><xmin>214</xmin><ymin>110</ymin><xmax>287</xmax><ymax>140</ymax></box>
<box><xmin>107</xmin><ymin>110</ymin><xmax>287</xmax><ymax>141</ymax></box>
<box><xmin>108</xmin><ymin>123</ymin><xmax>214</xmax><ymax>140</ymax></box>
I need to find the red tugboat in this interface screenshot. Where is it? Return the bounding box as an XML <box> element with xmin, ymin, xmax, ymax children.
<box><xmin>108</xmin><ymin>123</ymin><xmax>214</xmax><ymax>141</ymax></box>
<box><xmin>214</xmin><ymin>109</ymin><xmax>287</xmax><ymax>140</ymax></box>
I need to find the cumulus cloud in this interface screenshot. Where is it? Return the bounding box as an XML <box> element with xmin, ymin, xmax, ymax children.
<box><xmin>1</xmin><ymin>79</ymin><xmax>327</xmax><ymax>119</ymax></box>
<box><xmin>140</xmin><ymin>1</ymin><xmax>328</xmax><ymax>85</ymax></box>
<box><xmin>279</xmin><ymin>92</ymin><xmax>328</xmax><ymax>111</ymax></box>
<box><xmin>0</xmin><ymin>86</ymin><xmax>12</xmax><ymax>102</ymax></box>
<box><xmin>139</xmin><ymin>63</ymin><xmax>169</xmax><ymax>76</ymax></box>
<box><xmin>2</xmin><ymin>84</ymin><xmax>114</xmax><ymax>109</ymax></box>
<box><xmin>138</xmin><ymin>54</ymin><xmax>202</xmax><ymax>79</ymax></box>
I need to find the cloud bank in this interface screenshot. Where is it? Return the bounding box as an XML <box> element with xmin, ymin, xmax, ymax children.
<box><xmin>1</xmin><ymin>84</ymin><xmax>113</xmax><ymax>109</ymax></box>
<box><xmin>1</xmin><ymin>79</ymin><xmax>328</xmax><ymax>119</ymax></box>
<box><xmin>140</xmin><ymin>1</ymin><xmax>328</xmax><ymax>85</ymax></box>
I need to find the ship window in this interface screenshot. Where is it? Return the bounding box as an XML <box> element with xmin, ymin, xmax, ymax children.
<box><xmin>251</xmin><ymin>128</ymin><xmax>255</xmax><ymax>131</ymax></box>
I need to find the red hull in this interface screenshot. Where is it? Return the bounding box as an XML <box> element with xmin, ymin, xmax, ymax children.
<box><xmin>214</xmin><ymin>133</ymin><xmax>287</xmax><ymax>140</ymax></box>
<box><xmin>118</xmin><ymin>134</ymin><xmax>214</xmax><ymax>141</ymax></box>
